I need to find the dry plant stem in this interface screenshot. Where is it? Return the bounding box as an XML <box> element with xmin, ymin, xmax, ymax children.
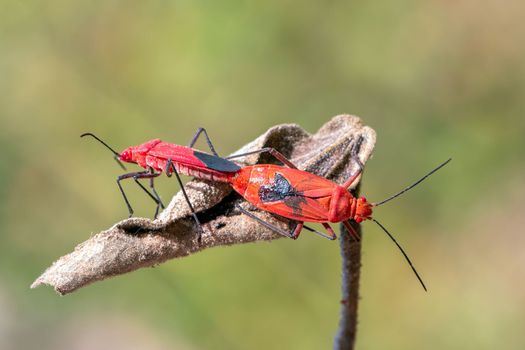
<box><xmin>31</xmin><ymin>115</ymin><xmax>376</xmax><ymax>346</ymax></box>
<box><xmin>334</xmin><ymin>209</ymin><xmax>362</xmax><ymax>350</ymax></box>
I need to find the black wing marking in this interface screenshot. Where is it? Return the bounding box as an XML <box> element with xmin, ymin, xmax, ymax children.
<box><xmin>259</xmin><ymin>173</ymin><xmax>307</xmax><ymax>216</ymax></box>
<box><xmin>193</xmin><ymin>151</ymin><xmax>241</xmax><ymax>172</ymax></box>
<box><xmin>259</xmin><ymin>173</ymin><xmax>294</xmax><ymax>202</ymax></box>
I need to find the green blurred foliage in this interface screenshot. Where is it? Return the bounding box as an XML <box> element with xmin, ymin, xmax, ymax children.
<box><xmin>1</xmin><ymin>0</ymin><xmax>524</xmax><ymax>349</ymax></box>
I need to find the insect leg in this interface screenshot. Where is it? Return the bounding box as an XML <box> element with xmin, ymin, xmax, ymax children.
<box><xmin>291</xmin><ymin>222</ymin><xmax>337</xmax><ymax>240</ymax></box>
<box><xmin>165</xmin><ymin>159</ymin><xmax>204</xmax><ymax>241</ymax></box>
<box><xmin>236</xmin><ymin>205</ymin><xmax>334</xmax><ymax>240</ymax></box>
<box><xmin>342</xmin><ymin>221</ymin><xmax>361</xmax><ymax>242</ymax></box>
<box><xmin>235</xmin><ymin>205</ymin><xmax>296</xmax><ymax>238</ymax></box>
<box><xmin>342</xmin><ymin>161</ymin><xmax>364</xmax><ymax>189</ymax></box>
<box><xmin>147</xmin><ymin>167</ymin><xmax>165</xmax><ymax>216</ymax></box>
<box><xmin>132</xmin><ymin>170</ymin><xmax>164</xmax><ymax>218</ymax></box>
<box><xmin>291</xmin><ymin>222</ymin><xmax>303</xmax><ymax>239</ymax></box>
<box><xmin>117</xmin><ymin>171</ymin><xmax>155</xmax><ymax>217</ymax></box>
<box><xmin>320</xmin><ymin>223</ymin><xmax>337</xmax><ymax>240</ymax></box>
<box><xmin>226</xmin><ymin>148</ymin><xmax>298</xmax><ymax>169</ymax></box>
<box><xmin>188</xmin><ymin>127</ymin><xmax>219</xmax><ymax>156</ymax></box>
<box><xmin>342</xmin><ymin>144</ymin><xmax>365</xmax><ymax>188</ymax></box>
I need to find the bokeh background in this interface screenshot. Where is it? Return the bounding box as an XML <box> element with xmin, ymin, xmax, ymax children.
<box><xmin>1</xmin><ymin>1</ymin><xmax>524</xmax><ymax>349</ymax></box>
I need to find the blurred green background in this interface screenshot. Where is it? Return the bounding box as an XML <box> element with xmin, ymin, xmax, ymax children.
<box><xmin>1</xmin><ymin>1</ymin><xmax>524</xmax><ymax>349</ymax></box>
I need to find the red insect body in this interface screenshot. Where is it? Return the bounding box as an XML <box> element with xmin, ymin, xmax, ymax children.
<box><xmin>119</xmin><ymin>139</ymin><xmax>238</xmax><ymax>181</ymax></box>
<box><xmin>80</xmin><ymin>130</ymin><xmax>241</xmax><ymax>223</ymax></box>
<box><xmin>228</xmin><ymin>165</ymin><xmax>373</xmax><ymax>225</ymax></box>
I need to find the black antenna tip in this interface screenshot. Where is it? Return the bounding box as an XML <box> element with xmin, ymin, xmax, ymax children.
<box><xmin>373</xmin><ymin>157</ymin><xmax>452</xmax><ymax>207</ymax></box>
<box><xmin>79</xmin><ymin>132</ymin><xmax>122</xmax><ymax>159</ymax></box>
<box><xmin>372</xmin><ymin>218</ymin><xmax>428</xmax><ymax>292</ymax></box>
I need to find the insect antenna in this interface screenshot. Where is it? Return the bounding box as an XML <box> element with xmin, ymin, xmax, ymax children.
<box><xmin>371</xmin><ymin>218</ymin><xmax>427</xmax><ymax>291</ymax></box>
<box><xmin>373</xmin><ymin>158</ymin><xmax>451</xmax><ymax>207</ymax></box>
<box><xmin>80</xmin><ymin>132</ymin><xmax>127</xmax><ymax>170</ymax></box>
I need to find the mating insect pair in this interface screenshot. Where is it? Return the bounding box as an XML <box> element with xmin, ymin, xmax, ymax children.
<box><xmin>82</xmin><ymin>128</ymin><xmax>450</xmax><ymax>291</ymax></box>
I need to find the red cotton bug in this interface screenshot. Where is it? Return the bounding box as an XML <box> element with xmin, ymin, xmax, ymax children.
<box><xmin>217</xmin><ymin>146</ymin><xmax>451</xmax><ymax>291</ymax></box>
<box><xmin>81</xmin><ymin>128</ymin><xmax>244</xmax><ymax>229</ymax></box>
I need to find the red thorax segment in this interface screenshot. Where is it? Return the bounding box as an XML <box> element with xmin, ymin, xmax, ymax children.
<box><xmin>327</xmin><ymin>186</ymin><xmax>353</xmax><ymax>222</ymax></box>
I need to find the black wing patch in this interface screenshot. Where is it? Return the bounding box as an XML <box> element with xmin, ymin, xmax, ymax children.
<box><xmin>193</xmin><ymin>151</ymin><xmax>241</xmax><ymax>172</ymax></box>
<box><xmin>259</xmin><ymin>173</ymin><xmax>307</xmax><ymax>216</ymax></box>
<box><xmin>259</xmin><ymin>173</ymin><xmax>294</xmax><ymax>202</ymax></box>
